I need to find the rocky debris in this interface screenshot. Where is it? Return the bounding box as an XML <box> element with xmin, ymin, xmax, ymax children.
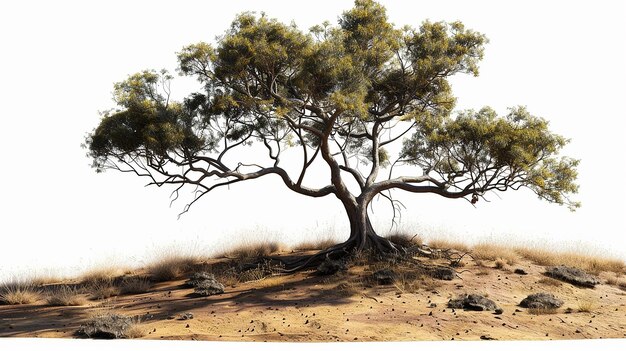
<box><xmin>514</xmin><ymin>268</ymin><xmax>528</xmax><ymax>275</ymax></box>
<box><xmin>448</xmin><ymin>294</ymin><xmax>502</xmax><ymax>313</ymax></box>
<box><xmin>545</xmin><ymin>266</ymin><xmax>599</xmax><ymax>288</ymax></box>
<box><xmin>178</xmin><ymin>313</ymin><xmax>194</xmax><ymax>320</ymax></box>
<box><xmin>316</xmin><ymin>258</ymin><xmax>345</xmax><ymax>276</ymax></box>
<box><xmin>185</xmin><ymin>272</ymin><xmax>225</xmax><ymax>296</ymax></box>
<box><xmin>519</xmin><ymin>293</ymin><xmax>564</xmax><ymax>309</ymax></box>
<box><xmin>427</xmin><ymin>266</ymin><xmax>455</xmax><ymax>280</ymax></box>
<box><xmin>77</xmin><ymin>314</ymin><xmax>134</xmax><ymax>339</ymax></box>
<box><xmin>185</xmin><ymin>272</ymin><xmax>215</xmax><ymax>288</ymax></box>
<box><xmin>373</xmin><ymin>269</ymin><xmax>397</xmax><ymax>285</ymax></box>
<box><xmin>480</xmin><ymin>335</ymin><xmax>498</xmax><ymax>340</ymax></box>
<box><xmin>193</xmin><ymin>279</ymin><xmax>225</xmax><ymax>296</ymax></box>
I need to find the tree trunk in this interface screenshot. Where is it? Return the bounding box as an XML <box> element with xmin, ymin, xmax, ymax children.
<box><xmin>340</xmin><ymin>198</ymin><xmax>398</xmax><ymax>255</ymax></box>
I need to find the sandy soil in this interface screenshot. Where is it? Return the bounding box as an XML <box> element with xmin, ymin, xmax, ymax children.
<box><xmin>1</xmin><ymin>254</ymin><xmax>625</xmax><ymax>341</ymax></box>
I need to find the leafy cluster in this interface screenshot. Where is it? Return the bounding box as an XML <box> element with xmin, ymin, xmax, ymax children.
<box><xmin>86</xmin><ymin>0</ymin><xmax>579</xmax><ymax>213</ymax></box>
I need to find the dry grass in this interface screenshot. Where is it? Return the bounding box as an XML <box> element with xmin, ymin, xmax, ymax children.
<box><xmin>537</xmin><ymin>277</ymin><xmax>563</xmax><ymax>287</ymax></box>
<box><xmin>125</xmin><ymin>324</ymin><xmax>146</xmax><ymax>339</ymax></box>
<box><xmin>120</xmin><ymin>277</ymin><xmax>152</xmax><ymax>295</ymax></box>
<box><xmin>427</xmin><ymin>239</ymin><xmax>470</xmax><ymax>252</ymax></box>
<box><xmin>221</xmin><ymin>241</ymin><xmax>283</xmax><ymax>260</ymax></box>
<box><xmin>515</xmin><ymin>247</ymin><xmax>625</xmax><ymax>274</ymax></box>
<box><xmin>0</xmin><ymin>280</ymin><xmax>40</xmax><ymax>305</ymax></box>
<box><xmin>606</xmin><ymin>276</ymin><xmax>626</xmax><ymax>290</ymax></box>
<box><xmin>577</xmin><ymin>300</ymin><xmax>596</xmax><ymax>313</ymax></box>
<box><xmin>88</xmin><ymin>281</ymin><xmax>120</xmax><ymax>300</ymax></box>
<box><xmin>494</xmin><ymin>258</ymin><xmax>507</xmax><ymax>269</ymax></box>
<box><xmin>528</xmin><ymin>308</ymin><xmax>559</xmax><ymax>315</ymax></box>
<box><xmin>147</xmin><ymin>256</ymin><xmax>196</xmax><ymax>282</ymax></box>
<box><xmin>46</xmin><ymin>285</ymin><xmax>86</xmax><ymax>306</ymax></box>
<box><xmin>471</xmin><ymin>243</ymin><xmax>518</xmax><ymax>265</ymax></box>
<box><xmin>80</xmin><ymin>267</ymin><xmax>124</xmax><ymax>285</ymax></box>
<box><xmin>385</xmin><ymin>232</ymin><xmax>422</xmax><ymax>248</ymax></box>
<box><xmin>293</xmin><ymin>238</ymin><xmax>338</xmax><ymax>251</ymax></box>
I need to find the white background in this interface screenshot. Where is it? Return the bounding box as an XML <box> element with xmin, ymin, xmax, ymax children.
<box><xmin>1</xmin><ymin>0</ymin><xmax>625</xmax><ymax>282</ymax></box>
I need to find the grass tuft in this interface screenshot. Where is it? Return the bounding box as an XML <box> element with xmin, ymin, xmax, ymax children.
<box><xmin>46</xmin><ymin>285</ymin><xmax>86</xmax><ymax>306</ymax></box>
<box><xmin>0</xmin><ymin>280</ymin><xmax>40</xmax><ymax>305</ymax></box>
<box><xmin>577</xmin><ymin>300</ymin><xmax>595</xmax><ymax>313</ymax></box>
<box><xmin>120</xmin><ymin>277</ymin><xmax>152</xmax><ymax>295</ymax></box>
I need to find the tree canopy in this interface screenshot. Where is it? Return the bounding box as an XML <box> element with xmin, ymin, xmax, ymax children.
<box><xmin>86</xmin><ymin>0</ymin><xmax>579</xmax><ymax>267</ymax></box>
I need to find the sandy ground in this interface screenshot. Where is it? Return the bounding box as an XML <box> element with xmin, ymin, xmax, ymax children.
<box><xmin>1</xmin><ymin>254</ymin><xmax>625</xmax><ymax>342</ymax></box>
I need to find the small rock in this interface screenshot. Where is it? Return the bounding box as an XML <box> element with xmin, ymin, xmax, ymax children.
<box><xmin>448</xmin><ymin>294</ymin><xmax>501</xmax><ymax>312</ymax></box>
<box><xmin>519</xmin><ymin>293</ymin><xmax>564</xmax><ymax>309</ymax></box>
<box><xmin>178</xmin><ymin>313</ymin><xmax>194</xmax><ymax>320</ymax></box>
<box><xmin>480</xmin><ymin>335</ymin><xmax>497</xmax><ymax>340</ymax></box>
<box><xmin>428</xmin><ymin>303</ymin><xmax>437</xmax><ymax>308</ymax></box>
<box><xmin>514</xmin><ymin>268</ymin><xmax>528</xmax><ymax>275</ymax></box>
<box><xmin>193</xmin><ymin>279</ymin><xmax>225</xmax><ymax>296</ymax></box>
<box><xmin>545</xmin><ymin>266</ymin><xmax>599</xmax><ymax>288</ymax></box>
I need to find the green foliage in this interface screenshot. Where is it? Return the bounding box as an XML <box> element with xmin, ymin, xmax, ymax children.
<box><xmin>86</xmin><ymin>0</ymin><xmax>578</xmax><ymax>213</ymax></box>
<box><xmin>401</xmin><ymin>107</ymin><xmax>579</xmax><ymax>209</ymax></box>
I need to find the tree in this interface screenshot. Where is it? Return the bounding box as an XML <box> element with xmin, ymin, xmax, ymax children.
<box><xmin>86</xmin><ymin>0</ymin><xmax>579</xmax><ymax>269</ymax></box>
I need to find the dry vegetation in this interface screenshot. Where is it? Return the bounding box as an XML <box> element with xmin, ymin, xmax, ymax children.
<box><xmin>0</xmin><ymin>280</ymin><xmax>40</xmax><ymax>305</ymax></box>
<box><xmin>293</xmin><ymin>238</ymin><xmax>339</xmax><ymax>251</ymax></box>
<box><xmin>221</xmin><ymin>241</ymin><xmax>283</xmax><ymax>260</ymax></box>
<box><xmin>79</xmin><ymin>266</ymin><xmax>125</xmax><ymax>286</ymax></box>
<box><xmin>471</xmin><ymin>243</ymin><xmax>518</xmax><ymax>265</ymax></box>
<box><xmin>606</xmin><ymin>276</ymin><xmax>626</xmax><ymax>290</ymax></box>
<box><xmin>120</xmin><ymin>277</ymin><xmax>152</xmax><ymax>295</ymax></box>
<box><xmin>385</xmin><ymin>232</ymin><xmax>422</xmax><ymax>248</ymax></box>
<box><xmin>515</xmin><ymin>247</ymin><xmax>625</xmax><ymax>274</ymax></box>
<box><xmin>46</xmin><ymin>285</ymin><xmax>86</xmax><ymax>306</ymax></box>
<box><xmin>427</xmin><ymin>239</ymin><xmax>470</xmax><ymax>252</ymax></box>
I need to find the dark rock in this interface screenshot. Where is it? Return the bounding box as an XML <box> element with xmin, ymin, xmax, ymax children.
<box><xmin>448</xmin><ymin>294</ymin><xmax>501</xmax><ymax>312</ymax></box>
<box><xmin>193</xmin><ymin>279</ymin><xmax>224</xmax><ymax>296</ymax></box>
<box><xmin>178</xmin><ymin>313</ymin><xmax>194</xmax><ymax>320</ymax></box>
<box><xmin>514</xmin><ymin>268</ymin><xmax>528</xmax><ymax>275</ymax></box>
<box><xmin>373</xmin><ymin>269</ymin><xmax>397</xmax><ymax>285</ymax></box>
<box><xmin>519</xmin><ymin>293</ymin><xmax>564</xmax><ymax>309</ymax></box>
<box><xmin>185</xmin><ymin>272</ymin><xmax>216</xmax><ymax>288</ymax></box>
<box><xmin>545</xmin><ymin>266</ymin><xmax>599</xmax><ymax>288</ymax></box>
<box><xmin>316</xmin><ymin>258</ymin><xmax>345</xmax><ymax>275</ymax></box>
<box><xmin>480</xmin><ymin>335</ymin><xmax>497</xmax><ymax>340</ymax></box>
<box><xmin>428</xmin><ymin>266</ymin><xmax>456</xmax><ymax>281</ymax></box>
<box><xmin>77</xmin><ymin>314</ymin><xmax>134</xmax><ymax>339</ymax></box>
